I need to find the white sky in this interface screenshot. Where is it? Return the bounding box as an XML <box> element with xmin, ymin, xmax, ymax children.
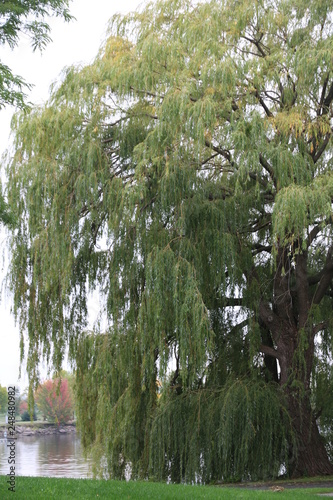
<box><xmin>0</xmin><ymin>0</ymin><xmax>142</xmax><ymax>390</ymax></box>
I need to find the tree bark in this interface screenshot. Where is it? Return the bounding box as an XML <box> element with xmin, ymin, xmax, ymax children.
<box><xmin>259</xmin><ymin>244</ymin><xmax>333</xmax><ymax>477</ymax></box>
<box><xmin>286</xmin><ymin>388</ymin><xmax>333</xmax><ymax>477</ymax></box>
<box><xmin>277</xmin><ymin>327</ymin><xmax>333</xmax><ymax>477</ymax></box>
<box><xmin>259</xmin><ymin>256</ymin><xmax>333</xmax><ymax>476</ymax></box>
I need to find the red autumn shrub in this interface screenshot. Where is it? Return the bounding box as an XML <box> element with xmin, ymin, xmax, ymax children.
<box><xmin>36</xmin><ymin>378</ymin><xmax>74</xmax><ymax>424</ymax></box>
<box><xmin>19</xmin><ymin>400</ymin><xmax>28</xmax><ymax>414</ymax></box>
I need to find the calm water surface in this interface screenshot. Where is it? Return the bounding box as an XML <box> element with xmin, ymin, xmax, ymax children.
<box><xmin>0</xmin><ymin>433</ymin><xmax>92</xmax><ymax>478</ymax></box>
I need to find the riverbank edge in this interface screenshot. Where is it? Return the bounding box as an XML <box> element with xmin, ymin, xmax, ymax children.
<box><xmin>0</xmin><ymin>422</ymin><xmax>76</xmax><ymax>437</ymax></box>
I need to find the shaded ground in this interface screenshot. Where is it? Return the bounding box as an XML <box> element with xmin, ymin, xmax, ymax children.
<box><xmin>217</xmin><ymin>477</ymin><xmax>333</xmax><ymax>491</ymax></box>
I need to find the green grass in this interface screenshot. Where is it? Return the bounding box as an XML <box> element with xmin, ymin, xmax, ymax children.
<box><xmin>0</xmin><ymin>415</ymin><xmax>75</xmax><ymax>427</ymax></box>
<box><xmin>0</xmin><ymin>476</ymin><xmax>332</xmax><ymax>500</ymax></box>
<box><xmin>0</xmin><ymin>421</ymin><xmax>53</xmax><ymax>427</ymax></box>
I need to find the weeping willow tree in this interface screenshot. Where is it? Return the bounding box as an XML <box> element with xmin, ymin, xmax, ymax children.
<box><xmin>5</xmin><ymin>0</ymin><xmax>333</xmax><ymax>481</ymax></box>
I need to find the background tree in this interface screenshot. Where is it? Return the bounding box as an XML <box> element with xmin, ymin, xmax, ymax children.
<box><xmin>19</xmin><ymin>400</ymin><xmax>28</xmax><ymax>414</ymax></box>
<box><xmin>19</xmin><ymin>400</ymin><xmax>37</xmax><ymax>421</ymax></box>
<box><xmin>35</xmin><ymin>378</ymin><xmax>74</xmax><ymax>424</ymax></box>
<box><xmin>0</xmin><ymin>385</ymin><xmax>7</xmax><ymax>413</ymax></box>
<box><xmin>5</xmin><ymin>0</ymin><xmax>333</xmax><ymax>481</ymax></box>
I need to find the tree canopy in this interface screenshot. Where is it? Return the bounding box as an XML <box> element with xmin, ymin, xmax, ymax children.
<box><xmin>0</xmin><ymin>0</ymin><xmax>73</xmax><ymax>228</ymax></box>
<box><xmin>0</xmin><ymin>0</ymin><xmax>73</xmax><ymax>109</ymax></box>
<box><xmin>5</xmin><ymin>0</ymin><xmax>333</xmax><ymax>481</ymax></box>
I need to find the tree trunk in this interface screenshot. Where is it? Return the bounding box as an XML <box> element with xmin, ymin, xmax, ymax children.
<box><xmin>259</xmin><ymin>244</ymin><xmax>333</xmax><ymax>477</ymax></box>
<box><xmin>272</xmin><ymin>319</ymin><xmax>333</xmax><ymax>477</ymax></box>
<box><xmin>285</xmin><ymin>388</ymin><xmax>333</xmax><ymax>477</ymax></box>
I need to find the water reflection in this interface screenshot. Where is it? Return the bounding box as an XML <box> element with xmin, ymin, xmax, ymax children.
<box><xmin>0</xmin><ymin>433</ymin><xmax>92</xmax><ymax>478</ymax></box>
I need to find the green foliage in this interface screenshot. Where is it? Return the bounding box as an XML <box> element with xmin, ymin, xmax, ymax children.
<box><xmin>21</xmin><ymin>409</ymin><xmax>37</xmax><ymax>421</ymax></box>
<box><xmin>19</xmin><ymin>399</ymin><xmax>37</xmax><ymax>420</ymax></box>
<box><xmin>0</xmin><ymin>0</ymin><xmax>73</xmax><ymax>109</ymax></box>
<box><xmin>5</xmin><ymin>0</ymin><xmax>333</xmax><ymax>482</ymax></box>
<box><xmin>149</xmin><ymin>379</ymin><xmax>293</xmax><ymax>483</ymax></box>
<box><xmin>0</xmin><ymin>182</ymin><xmax>16</xmax><ymax>228</ymax></box>
<box><xmin>312</xmin><ymin>359</ymin><xmax>333</xmax><ymax>461</ymax></box>
<box><xmin>0</xmin><ymin>385</ymin><xmax>7</xmax><ymax>413</ymax></box>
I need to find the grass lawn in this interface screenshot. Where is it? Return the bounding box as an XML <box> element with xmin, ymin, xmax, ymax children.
<box><xmin>0</xmin><ymin>475</ymin><xmax>333</xmax><ymax>499</ymax></box>
<box><xmin>0</xmin><ymin>415</ymin><xmax>73</xmax><ymax>427</ymax></box>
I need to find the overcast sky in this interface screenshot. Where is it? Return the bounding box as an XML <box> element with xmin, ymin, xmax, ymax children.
<box><xmin>0</xmin><ymin>0</ymin><xmax>142</xmax><ymax>390</ymax></box>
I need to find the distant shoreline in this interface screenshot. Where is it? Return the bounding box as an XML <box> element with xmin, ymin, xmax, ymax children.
<box><xmin>0</xmin><ymin>422</ymin><xmax>76</xmax><ymax>437</ymax></box>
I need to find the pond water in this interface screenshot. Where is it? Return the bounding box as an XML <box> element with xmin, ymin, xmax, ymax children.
<box><xmin>0</xmin><ymin>432</ymin><xmax>92</xmax><ymax>478</ymax></box>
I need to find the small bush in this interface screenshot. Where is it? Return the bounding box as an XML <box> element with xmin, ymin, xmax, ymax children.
<box><xmin>21</xmin><ymin>410</ymin><xmax>37</xmax><ymax>422</ymax></box>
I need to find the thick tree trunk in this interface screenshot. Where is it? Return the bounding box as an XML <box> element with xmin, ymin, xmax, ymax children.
<box><xmin>278</xmin><ymin>325</ymin><xmax>333</xmax><ymax>477</ymax></box>
<box><xmin>286</xmin><ymin>389</ymin><xmax>333</xmax><ymax>477</ymax></box>
<box><xmin>259</xmin><ymin>246</ymin><xmax>333</xmax><ymax>477</ymax></box>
